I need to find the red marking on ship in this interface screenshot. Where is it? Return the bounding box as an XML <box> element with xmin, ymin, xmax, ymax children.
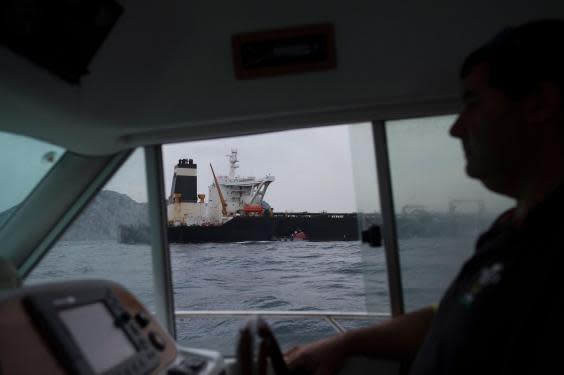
<box><xmin>291</xmin><ymin>230</ymin><xmax>307</xmax><ymax>241</ymax></box>
<box><xmin>244</xmin><ymin>204</ymin><xmax>264</xmax><ymax>214</ymax></box>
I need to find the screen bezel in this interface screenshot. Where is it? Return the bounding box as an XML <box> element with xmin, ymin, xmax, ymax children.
<box><xmin>58</xmin><ymin>301</ymin><xmax>137</xmax><ymax>373</ymax></box>
<box><xmin>24</xmin><ymin>287</ymin><xmax>158</xmax><ymax>375</ymax></box>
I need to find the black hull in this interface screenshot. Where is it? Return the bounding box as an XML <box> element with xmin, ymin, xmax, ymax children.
<box><xmin>271</xmin><ymin>213</ymin><xmax>358</xmax><ymax>241</ymax></box>
<box><xmin>168</xmin><ymin>216</ymin><xmax>275</xmax><ymax>243</ymax></box>
<box><xmin>167</xmin><ymin>213</ymin><xmax>359</xmax><ymax>243</ymax></box>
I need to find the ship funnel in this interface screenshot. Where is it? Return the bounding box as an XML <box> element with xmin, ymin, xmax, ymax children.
<box><xmin>170</xmin><ymin>158</ymin><xmax>197</xmax><ymax>203</ymax></box>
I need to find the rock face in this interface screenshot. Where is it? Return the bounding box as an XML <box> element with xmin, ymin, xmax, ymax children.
<box><xmin>61</xmin><ymin>190</ymin><xmax>148</xmax><ymax>241</ymax></box>
<box><xmin>118</xmin><ymin>223</ymin><xmax>151</xmax><ymax>244</ymax></box>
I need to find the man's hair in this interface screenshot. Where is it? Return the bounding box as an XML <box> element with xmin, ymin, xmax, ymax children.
<box><xmin>461</xmin><ymin>19</ymin><xmax>564</xmax><ymax>100</ymax></box>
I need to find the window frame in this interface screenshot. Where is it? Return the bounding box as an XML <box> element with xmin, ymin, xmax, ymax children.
<box><xmin>1</xmin><ymin>151</ymin><xmax>131</xmax><ymax>277</ymax></box>
<box><xmin>372</xmin><ymin>120</ymin><xmax>404</xmax><ymax>317</ymax></box>
<box><xmin>9</xmin><ymin>121</ymin><xmax>407</xmax><ymax>338</ymax></box>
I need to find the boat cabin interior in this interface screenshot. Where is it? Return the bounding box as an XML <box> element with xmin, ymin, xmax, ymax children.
<box><xmin>1</xmin><ymin>1</ymin><xmax>563</xmax><ymax>374</ymax></box>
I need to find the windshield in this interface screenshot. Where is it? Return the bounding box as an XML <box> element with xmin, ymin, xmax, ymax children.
<box><xmin>0</xmin><ymin>131</ymin><xmax>64</xmax><ymax>230</ymax></box>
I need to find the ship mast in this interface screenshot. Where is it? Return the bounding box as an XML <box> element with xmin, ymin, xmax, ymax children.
<box><xmin>227</xmin><ymin>149</ymin><xmax>239</xmax><ymax>178</ymax></box>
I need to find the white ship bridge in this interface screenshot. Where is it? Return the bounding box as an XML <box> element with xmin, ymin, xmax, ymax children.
<box><xmin>209</xmin><ymin>150</ymin><xmax>275</xmax><ymax>219</ymax></box>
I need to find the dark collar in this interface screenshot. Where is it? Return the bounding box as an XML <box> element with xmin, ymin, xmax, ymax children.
<box><xmin>476</xmin><ymin>184</ymin><xmax>564</xmax><ymax>253</ymax></box>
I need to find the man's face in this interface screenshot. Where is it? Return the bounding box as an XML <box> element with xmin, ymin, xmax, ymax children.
<box><xmin>450</xmin><ymin>63</ymin><xmax>531</xmax><ymax>194</ymax></box>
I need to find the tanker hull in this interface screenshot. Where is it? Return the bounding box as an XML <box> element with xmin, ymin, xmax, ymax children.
<box><xmin>168</xmin><ymin>216</ymin><xmax>275</xmax><ymax>243</ymax></box>
<box><xmin>167</xmin><ymin>213</ymin><xmax>359</xmax><ymax>243</ymax></box>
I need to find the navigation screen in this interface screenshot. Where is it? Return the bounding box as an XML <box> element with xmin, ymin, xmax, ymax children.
<box><xmin>59</xmin><ymin>302</ymin><xmax>136</xmax><ymax>374</ymax></box>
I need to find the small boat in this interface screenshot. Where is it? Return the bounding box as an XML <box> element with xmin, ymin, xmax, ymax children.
<box><xmin>290</xmin><ymin>230</ymin><xmax>307</xmax><ymax>241</ymax></box>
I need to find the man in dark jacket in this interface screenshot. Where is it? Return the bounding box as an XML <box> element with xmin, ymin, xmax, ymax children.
<box><xmin>286</xmin><ymin>19</ymin><xmax>564</xmax><ymax>375</ymax></box>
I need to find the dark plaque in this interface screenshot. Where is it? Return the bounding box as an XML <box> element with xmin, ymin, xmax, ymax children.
<box><xmin>232</xmin><ymin>23</ymin><xmax>337</xmax><ymax>79</ymax></box>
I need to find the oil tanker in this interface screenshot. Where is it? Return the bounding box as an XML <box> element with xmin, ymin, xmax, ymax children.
<box><xmin>165</xmin><ymin>151</ymin><xmax>359</xmax><ymax>243</ymax></box>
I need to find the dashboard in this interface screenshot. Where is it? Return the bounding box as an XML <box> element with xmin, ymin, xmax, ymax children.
<box><xmin>0</xmin><ymin>280</ymin><xmax>224</xmax><ymax>375</ymax></box>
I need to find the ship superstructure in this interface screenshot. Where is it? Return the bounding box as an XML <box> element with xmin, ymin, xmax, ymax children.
<box><xmin>207</xmin><ymin>150</ymin><xmax>275</xmax><ymax>223</ymax></box>
<box><xmin>167</xmin><ymin>150</ymin><xmax>275</xmax><ymax>226</ymax></box>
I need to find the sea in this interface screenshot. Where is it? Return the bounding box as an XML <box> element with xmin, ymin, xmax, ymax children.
<box><xmin>26</xmin><ymin>236</ymin><xmax>477</xmax><ymax>355</ymax></box>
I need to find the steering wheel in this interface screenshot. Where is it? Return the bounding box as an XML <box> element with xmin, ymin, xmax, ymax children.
<box><xmin>237</xmin><ymin>317</ymin><xmax>290</xmax><ymax>375</ymax></box>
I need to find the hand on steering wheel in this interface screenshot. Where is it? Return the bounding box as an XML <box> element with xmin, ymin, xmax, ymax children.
<box><xmin>237</xmin><ymin>317</ymin><xmax>291</xmax><ymax>375</ymax></box>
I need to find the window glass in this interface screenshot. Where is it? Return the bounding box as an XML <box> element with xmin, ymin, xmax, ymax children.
<box><xmin>387</xmin><ymin>115</ymin><xmax>514</xmax><ymax>311</ymax></box>
<box><xmin>159</xmin><ymin>124</ymin><xmax>386</xmax><ymax>354</ymax></box>
<box><xmin>26</xmin><ymin>149</ymin><xmax>155</xmax><ymax>308</ymax></box>
<box><xmin>0</xmin><ymin>131</ymin><xmax>64</xmax><ymax>231</ymax></box>
<box><xmin>348</xmin><ymin>123</ymin><xmax>388</xmax><ymax>313</ymax></box>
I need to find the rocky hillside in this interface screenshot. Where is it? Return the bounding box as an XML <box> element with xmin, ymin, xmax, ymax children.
<box><xmin>61</xmin><ymin>190</ymin><xmax>148</xmax><ymax>241</ymax></box>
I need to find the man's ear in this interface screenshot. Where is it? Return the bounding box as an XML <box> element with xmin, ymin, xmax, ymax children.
<box><xmin>524</xmin><ymin>82</ymin><xmax>562</xmax><ymax>125</ymax></box>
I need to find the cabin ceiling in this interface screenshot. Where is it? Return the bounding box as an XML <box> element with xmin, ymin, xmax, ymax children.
<box><xmin>1</xmin><ymin>0</ymin><xmax>563</xmax><ymax>155</ymax></box>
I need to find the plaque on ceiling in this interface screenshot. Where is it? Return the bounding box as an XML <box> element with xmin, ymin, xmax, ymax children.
<box><xmin>232</xmin><ymin>23</ymin><xmax>336</xmax><ymax>79</ymax></box>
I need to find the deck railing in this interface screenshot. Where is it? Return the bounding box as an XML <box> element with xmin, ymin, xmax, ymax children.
<box><xmin>175</xmin><ymin>310</ymin><xmax>390</xmax><ymax>334</ymax></box>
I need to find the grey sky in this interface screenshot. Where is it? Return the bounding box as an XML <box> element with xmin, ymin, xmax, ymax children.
<box><xmin>161</xmin><ymin>125</ymin><xmax>358</xmax><ymax>213</ymax></box>
<box><xmin>2</xmin><ymin>115</ymin><xmax>514</xmax><ymax>216</ymax></box>
<box><xmin>387</xmin><ymin>116</ymin><xmax>514</xmax><ymax>215</ymax></box>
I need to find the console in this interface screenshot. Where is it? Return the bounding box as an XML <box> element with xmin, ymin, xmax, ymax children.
<box><xmin>0</xmin><ymin>280</ymin><xmax>224</xmax><ymax>375</ymax></box>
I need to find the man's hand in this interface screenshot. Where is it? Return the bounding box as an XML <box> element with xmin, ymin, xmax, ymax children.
<box><xmin>283</xmin><ymin>306</ymin><xmax>435</xmax><ymax>375</ymax></box>
<box><xmin>284</xmin><ymin>335</ymin><xmax>348</xmax><ymax>375</ymax></box>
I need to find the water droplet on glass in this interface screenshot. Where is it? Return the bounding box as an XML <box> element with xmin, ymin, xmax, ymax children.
<box><xmin>41</xmin><ymin>151</ymin><xmax>56</xmax><ymax>164</ymax></box>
